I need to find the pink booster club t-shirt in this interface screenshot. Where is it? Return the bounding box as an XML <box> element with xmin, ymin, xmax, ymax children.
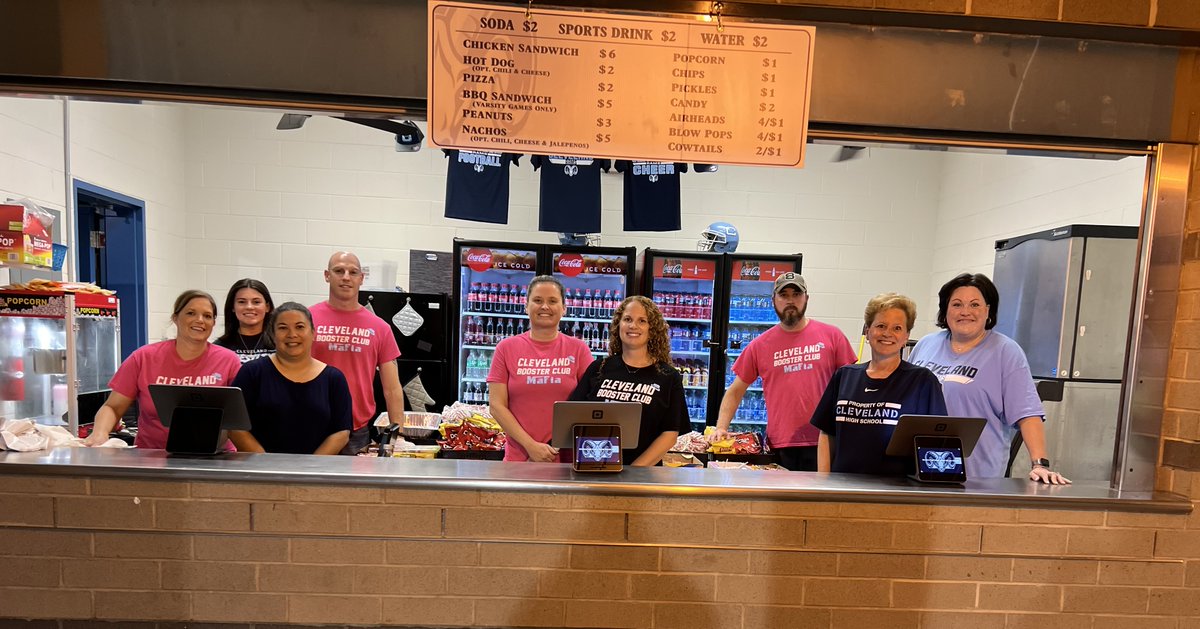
<box><xmin>108</xmin><ymin>340</ymin><xmax>242</xmax><ymax>450</ymax></box>
<box><xmin>733</xmin><ymin>320</ymin><xmax>856</xmax><ymax>449</ymax></box>
<box><xmin>487</xmin><ymin>332</ymin><xmax>593</xmax><ymax>462</ymax></box>
<box><xmin>310</xmin><ymin>301</ymin><xmax>401</xmax><ymax>430</ymax></box>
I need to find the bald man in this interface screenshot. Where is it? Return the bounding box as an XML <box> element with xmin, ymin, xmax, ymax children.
<box><xmin>310</xmin><ymin>251</ymin><xmax>405</xmax><ymax>454</ymax></box>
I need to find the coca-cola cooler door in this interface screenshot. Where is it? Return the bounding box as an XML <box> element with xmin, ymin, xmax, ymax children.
<box><xmin>456</xmin><ymin>243</ymin><xmax>539</xmax><ymax>406</ymax></box>
<box><xmin>550</xmin><ymin>247</ymin><xmax>633</xmax><ymax>362</ymax></box>
<box><xmin>720</xmin><ymin>254</ymin><xmax>802</xmax><ymax>433</ymax></box>
<box><xmin>646</xmin><ymin>252</ymin><xmax>720</xmax><ymax>432</ymax></box>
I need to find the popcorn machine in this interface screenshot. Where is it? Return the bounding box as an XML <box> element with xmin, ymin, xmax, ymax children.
<box><xmin>0</xmin><ymin>289</ymin><xmax>120</xmax><ymax>434</ymax></box>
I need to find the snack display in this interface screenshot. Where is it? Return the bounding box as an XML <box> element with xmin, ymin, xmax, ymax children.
<box><xmin>707</xmin><ymin>431</ymin><xmax>765</xmax><ymax>455</ymax></box>
<box><xmin>671</xmin><ymin>431</ymin><xmax>710</xmax><ymax>454</ymax></box>
<box><xmin>437</xmin><ymin>402</ymin><xmax>506</xmax><ymax>451</ymax></box>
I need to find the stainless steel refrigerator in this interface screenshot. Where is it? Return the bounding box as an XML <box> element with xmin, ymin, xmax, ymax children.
<box><xmin>992</xmin><ymin>224</ymin><xmax>1138</xmax><ymax>481</ymax></box>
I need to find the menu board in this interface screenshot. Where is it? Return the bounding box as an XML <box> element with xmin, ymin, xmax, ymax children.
<box><xmin>428</xmin><ymin>1</ymin><xmax>815</xmax><ymax>167</ymax></box>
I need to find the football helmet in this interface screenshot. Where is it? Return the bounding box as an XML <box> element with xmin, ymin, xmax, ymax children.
<box><xmin>697</xmin><ymin>221</ymin><xmax>740</xmax><ymax>253</ymax></box>
<box><xmin>558</xmin><ymin>232</ymin><xmax>602</xmax><ymax>247</ymax></box>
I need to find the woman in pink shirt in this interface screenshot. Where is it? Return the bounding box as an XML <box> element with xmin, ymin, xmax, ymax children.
<box><xmin>83</xmin><ymin>290</ymin><xmax>241</xmax><ymax>448</ymax></box>
<box><xmin>488</xmin><ymin>276</ymin><xmax>593</xmax><ymax>462</ymax></box>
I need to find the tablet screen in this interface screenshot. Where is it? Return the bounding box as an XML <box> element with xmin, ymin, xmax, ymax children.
<box><xmin>573</xmin><ymin>425</ymin><xmax>621</xmax><ymax>472</ymax></box>
<box><xmin>914</xmin><ymin>436</ymin><xmax>966</xmax><ymax>482</ymax></box>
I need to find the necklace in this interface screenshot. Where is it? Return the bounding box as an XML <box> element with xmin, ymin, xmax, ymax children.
<box><xmin>623</xmin><ymin>356</ymin><xmax>653</xmax><ymax>373</ymax></box>
<box><xmin>239</xmin><ymin>333</ymin><xmax>264</xmax><ymax>352</ymax></box>
<box><xmin>950</xmin><ymin>332</ymin><xmax>986</xmax><ymax>354</ymax></box>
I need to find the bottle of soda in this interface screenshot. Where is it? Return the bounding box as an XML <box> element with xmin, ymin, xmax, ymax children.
<box><xmin>484</xmin><ymin>318</ymin><xmax>496</xmax><ymax>345</ymax></box>
<box><xmin>518</xmin><ymin>285</ymin><xmax>528</xmax><ymax>311</ymax></box>
<box><xmin>466</xmin><ymin>282</ymin><xmax>478</xmax><ymax>312</ymax></box>
<box><xmin>603</xmin><ymin>289</ymin><xmax>614</xmax><ymax>313</ymax></box>
<box><xmin>581</xmin><ymin>289</ymin><xmax>593</xmax><ymax>318</ymax></box>
<box><xmin>504</xmin><ymin>318</ymin><xmax>515</xmax><ymax>338</ymax></box>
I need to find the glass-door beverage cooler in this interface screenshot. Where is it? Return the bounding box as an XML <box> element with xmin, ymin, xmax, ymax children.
<box><xmin>641</xmin><ymin>249</ymin><xmax>723</xmax><ymax>433</ymax></box>
<box><xmin>452</xmin><ymin>239</ymin><xmax>636</xmax><ymax>406</ymax></box>
<box><xmin>720</xmin><ymin>254</ymin><xmax>803</xmax><ymax>434</ymax></box>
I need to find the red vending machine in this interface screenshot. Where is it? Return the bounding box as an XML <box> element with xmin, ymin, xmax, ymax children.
<box><xmin>640</xmin><ymin>249</ymin><xmax>723</xmax><ymax>433</ymax></box>
<box><xmin>720</xmin><ymin>254</ymin><xmax>803</xmax><ymax>434</ymax></box>
<box><xmin>452</xmin><ymin>239</ymin><xmax>637</xmax><ymax>406</ymax></box>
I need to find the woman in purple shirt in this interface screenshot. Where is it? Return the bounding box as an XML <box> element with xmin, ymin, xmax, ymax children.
<box><xmin>909</xmin><ymin>273</ymin><xmax>1070</xmax><ymax>484</ymax></box>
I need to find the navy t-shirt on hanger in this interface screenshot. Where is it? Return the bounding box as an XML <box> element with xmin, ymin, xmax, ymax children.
<box><xmin>530</xmin><ymin>155</ymin><xmax>611</xmax><ymax>233</ymax></box>
<box><xmin>614</xmin><ymin>160</ymin><xmax>688</xmax><ymax>232</ymax></box>
<box><xmin>443</xmin><ymin>150</ymin><xmax>521</xmax><ymax>224</ymax></box>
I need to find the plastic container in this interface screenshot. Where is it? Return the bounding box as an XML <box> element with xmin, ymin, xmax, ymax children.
<box><xmin>401</xmin><ymin>411</ymin><xmax>443</xmax><ymax>440</ymax></box>
<box><xmin>392</xmin><ymin>444</ymin><xmax>440</xmax><ymax>459</ymax></box>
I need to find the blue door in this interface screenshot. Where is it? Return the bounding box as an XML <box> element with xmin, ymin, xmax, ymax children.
<box><xmin>74</xmin><ymin>180</ymin><xmax>147</xmax><ymax>360</ymax></box>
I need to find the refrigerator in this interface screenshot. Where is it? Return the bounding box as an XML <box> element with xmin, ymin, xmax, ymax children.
<box><xmin>452</xmin><ymin>238</ymin><xmax>637</xmax><ymax>407</ymax></box>
<box><xmin>992</xmin><ymin>224</ymin><xmax>1138</xmax><ymax>481</ymax></box>
<box><xmin>358</xmin><ymin>291</ymin><xmax>454</xmax><ymax>415</ymax></box>
<box><xmin>641</xmin><ymin>249</ymin><xmax>803</xmax><ymax>433</ymax></box>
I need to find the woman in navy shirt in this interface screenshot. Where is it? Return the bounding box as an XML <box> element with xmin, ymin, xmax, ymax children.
<box><xmin>811</xmin><ymin>293</ymin><xmax>947</xmax><ymax>476</ymax></box>
<box><xmin>230</xmin><ymin>302</ymin><xmax>352</xmax><ymax>455</ymax></box>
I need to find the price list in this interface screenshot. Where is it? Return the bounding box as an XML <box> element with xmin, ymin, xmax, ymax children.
<box><xmin>428</xmin><ymin>1</ymin><xmax>815</xmax><ymax>167</ymax></box>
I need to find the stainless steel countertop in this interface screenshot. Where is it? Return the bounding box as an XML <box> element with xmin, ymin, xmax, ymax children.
<box><xmin>0</xmin><ymin>448</ymin><xmax>1190</xmax><ymax>513</ymax></box>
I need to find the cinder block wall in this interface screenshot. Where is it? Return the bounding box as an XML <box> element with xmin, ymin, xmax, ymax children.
<box><xmin>0</xmin><ymin>476</ymin><xmax>1196</xmax><ymax>627</ymax></box>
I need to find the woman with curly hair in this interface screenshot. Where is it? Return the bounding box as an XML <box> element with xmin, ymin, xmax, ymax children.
<box><xmin>568</xmin><ymin>295</ymin><xmax>690</xmax><ymax>466</ymax></box>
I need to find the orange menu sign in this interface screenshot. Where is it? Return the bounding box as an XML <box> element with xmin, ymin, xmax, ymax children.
<box><xmin>428</xmin><ymin>1</ymin><xmax>815</xmax><ymax>167</ymax></box>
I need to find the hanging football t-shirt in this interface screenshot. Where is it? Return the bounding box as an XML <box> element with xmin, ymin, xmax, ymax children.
<box><xmin>443</xmin><ymin>150</ymin><xmax>521</xmax><ymax>224</ymax></box>
<box><xmin>614</xmin><ymin>161</ymin><xmax>688</xmax><ymax>231</ymax></box>
<box><xmin>530</xmin><ymin>155</ymin><xmax>610</xmax><ymax>233</ymax></box>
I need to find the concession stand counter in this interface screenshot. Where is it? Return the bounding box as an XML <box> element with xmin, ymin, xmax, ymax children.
<box><xmin>1</xmin><ymin>1</ymin><xmax>1198</xmax><ymax>626</ymax></box>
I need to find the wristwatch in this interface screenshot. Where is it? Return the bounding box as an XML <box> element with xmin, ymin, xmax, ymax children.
<box><xmin>1032</xmin><ymin>458</ymin><xmax>1051</xmax><ymax>469</ymax></box>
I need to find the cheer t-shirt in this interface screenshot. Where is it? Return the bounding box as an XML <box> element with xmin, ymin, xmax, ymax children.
<box><xmin>909</xmin><ymin>330</ymin><xmax>1044</xmax><ymax>479</ymax></box>
<box><xmin>809</xmin><ymin>361</ymin><xmax>948</xmax><ymax>476</ymax></box>
<box><xmin>568</xmin><ymin>356</ymin><xmax>690</xmax><ymax>465</ymax></box>
<box><xmin>733</xmin><ymin>320</ymin><xmax>856</xmax><ymax>449</ymax></box>
<box><xmin>108</xmin><ymin>340</ymin><xmax>242</xmax><ymax>450</ymax></box>
<box><xmin>531</xmin><ymin>155</ymin><xmax>611</xmax><ymax>233</ymax></box>
<box><xmin>310</xmin><ymin>301</ymin><xmax>402</xmax><ymax>430</ymax></box>
<box><xmin>487</xmin><ymin>331</ymin><xmax>594</xmax><ymax>462</ymax></box>
<box><xmin>214</xmin><ymin>333</ymin><xmax>274</xmax><ymax>364</ymax></box>
<box><xmin>443</xmin><ymin>150</ymin><xmax>521</xmax><ymax>224</ymax></box>
<box><xmin>614</xmin><ymin>161</ymin><xmax>687</xmax><ymax>231</ymax></box>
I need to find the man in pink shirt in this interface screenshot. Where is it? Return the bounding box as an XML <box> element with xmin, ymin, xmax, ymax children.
<box><xmin>711</xmin><ymin>272</ymin><xmax>856</xmax><ymax>471</ymax></box>
<box><xmin>310</xmin><ymin>251</ymin><xmax>405</xmax><ymax>454</ymax></box>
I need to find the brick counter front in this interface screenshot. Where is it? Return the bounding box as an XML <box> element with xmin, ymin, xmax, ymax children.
<box><xmin>0</xmin><ymin>473</ymin><xmax>1197</xmax><ymax>628</ymax></box>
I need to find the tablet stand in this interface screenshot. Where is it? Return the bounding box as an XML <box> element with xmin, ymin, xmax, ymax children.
<box><xmin>164</xmin><ymin>406</ymin><xmax>226</xmax><ymax>455</ymax></box>
<box><xmin>572</xmin><ymin>424</ymin><xmax>622</xmax><ymax>473</ymax></box>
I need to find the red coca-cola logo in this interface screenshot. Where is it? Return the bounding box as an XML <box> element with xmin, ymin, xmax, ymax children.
<box><xmin>465</xmin><ymin>248</ymin><xmax>493</xmax><ymax>272</ymax></box>
<box><xmin>662</xmin><ymin>263</ymin><xmax>682</xmax><ymax>277</ymax></box>
<box><xmin>558</xmin><ymin>253</ymin><xmax>584</xmax><ymax>277</ymax></box>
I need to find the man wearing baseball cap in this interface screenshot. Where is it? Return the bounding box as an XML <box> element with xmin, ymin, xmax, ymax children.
<box><xmin>710</xmin><ymin>272</ymin><xmax>856</xmax><ymax>471</ymax></box>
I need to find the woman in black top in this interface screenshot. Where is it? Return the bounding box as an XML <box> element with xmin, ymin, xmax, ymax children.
<box><xmin>569</xmin><ymin>296</ymin><xmax>689</xmax><ymax>466</ymax></box>
<box><xmin>230</xmin><ymin>302</ymin><xmax>352</xmax><ymax>455</ymax></box>
<box><xmin>214</xmin><ymin>278</ymin><xmax>275</xmax><ymax>363</ymax></box>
